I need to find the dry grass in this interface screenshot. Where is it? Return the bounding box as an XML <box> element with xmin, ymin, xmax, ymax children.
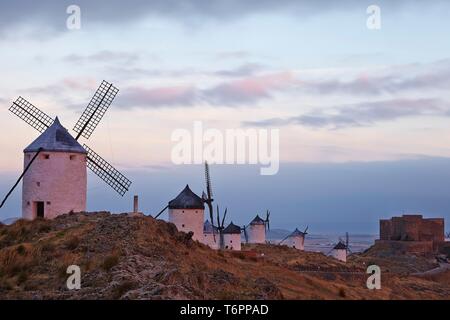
<box><xmin>0</xmin><ymin>212</ymin><xmax>448</xmax><ymax>300</ymax></box>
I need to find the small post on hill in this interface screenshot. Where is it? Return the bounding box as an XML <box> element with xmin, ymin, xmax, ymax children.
<box><xmin>133</xmin><ymin>195</ymin><xmax>139</xmax><ymax>213</ymax></box>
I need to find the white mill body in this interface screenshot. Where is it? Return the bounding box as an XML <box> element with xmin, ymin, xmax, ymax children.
<box><xmin>168</xmin><ymin>185</ymin><xmax>205</xmax><ymax>242</ymax></box>
<box><xmin>22</xmin><ymin>118</ymin><xmax>87</xmax><ymax>220</ymax></box>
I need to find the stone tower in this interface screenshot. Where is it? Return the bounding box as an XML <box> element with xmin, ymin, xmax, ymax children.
<box><xmin>331</xmin><ymin>242</ymin><xmax>347</xmax><ymax>262</ymax></box>
<box><xmin>222</xmin><ymin>221</ymin><xmax>242</xmax><ymax>251</ymax></box>
<box><xmin>285</xmin><ymin>228</ymin><xmax>306</xmax><ymax>250</ymax></box>
<box><xmin>168</xmin><ymin>185</ymin><xmax>205</xmax><ymax>242</ymax></box>
<box><xmin>247</xmin><ymin>215</ymin><xmax>266</xmax><ymax>244</ymax></box>
<box><xmin>22</xmin><ymin>117</ymin><xmax>87</xmax><ymax>220</ymax></box>
<box><xmin>202</xmin><ymin>220</ymin><xmax>219</xmax><ymax>249</ymax></box>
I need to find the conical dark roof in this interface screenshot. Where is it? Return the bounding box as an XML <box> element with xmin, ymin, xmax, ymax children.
<box><xmin>333</xmin><ymin>241</ymin><xmax>347</xmax><ymax>250</ymax></box>
<box><xmin>203</xmin><ymin>220</ymin><xmax>218</xmax><ymax>233</ymax></box>
<box><xmin>289</xmin><ymin>228</ymin><xmax>306</xmax><ymax>237</ymax></box>
<box><xmin>168</xmin><ymin>185</ymin><xmax>205</xmax><ymax>210</ymax></box>
<box><xmin>223</xmin><ymin>221</ymin><xmax>241</xmax><ymax>234</ymax></box>
<box><xmin>24</xmin><ymin>117</ymin><xmax>86</xmax><ymax>154</ymax></box>
<box><xmin>250</xmin><ymin>214</ymin><xmax>265</xmax><ymax>225</ymax></box>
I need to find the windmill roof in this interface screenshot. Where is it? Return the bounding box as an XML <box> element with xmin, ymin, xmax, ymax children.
<box><xmin>250</xmin><ymin>215</ymin><xmax>265</xmax><ymax>225</ymax></box>
<box><xmin>289</xmin><ymin>228</ymin><xmax>306</xmax><ymax>237</ymax></box>
<box><xmin>333</xmin><ymin>241</ymin><xmax>347</xmax><ymax>250</ymax></box>
<box><xmin>168</xmin><ymin>185</ymin><xmax>205</xmax><ymax>210</ymax></box>
<box><xmin>223</xmin><ymin>221</ymin><xmax>241</xmax><ymax>234</ymax></box>
<box><xmin>203</xmin><ymin>220</ymin><xmax>218</xmax><ymax>233</ymax></box>
<box><xmin>24</xmin><ymin>117</ymin><xmax>86</xmax><ymax>154</ymax></box>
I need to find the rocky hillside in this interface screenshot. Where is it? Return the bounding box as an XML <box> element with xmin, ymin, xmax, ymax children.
<box><xmin>0</xmin><ymin>212</ymin><xmax>449</xmax><ymax>299</ymax></box>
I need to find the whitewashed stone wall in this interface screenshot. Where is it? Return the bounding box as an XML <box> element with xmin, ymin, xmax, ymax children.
<box><xmin>223</xmin><ymin>233</ymin><xmax>241</xmax><ymax>251</ymax></box>
<box><xmin>22</xmin><ymin>151</ymin><xmax>87</xmax><ymax>220</ymax></box>
<box><xmin>168</xmin><ymin>208</ymin><xmax>204</xmax><ymax>242</ymax></box>
<box><xmin>202</xmin><ymin>232</ymin><xmax>220</xmax><ymax>249</ymax></box>
<box><xmin>248</xmin><ymin>224</ymin><xmax>266</xmax><ymax>244</ymax></box>
<box><xmin>285</xmin><ymin>235</ymin><xmax>305</xmax><ymax>250</ymax></box>
<box><xmin>331</xmin><ymin>249</ymin><xmax>347</xmax><ymax>262</ymax></box>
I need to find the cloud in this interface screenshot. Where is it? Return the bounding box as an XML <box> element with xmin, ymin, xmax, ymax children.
<box><xmin>299</xmin><ymin>59</ymin><xmax>450</xmax><ymax>96</ymax></box>
<box><xmin>245</xmin><ymin>98</ymin><xmax>450</xmax><ymax>129</ymax></box>
<box><xmin>114</xmin><ymin>71</ymin><xmax>296</xmax><ymax>108</ymax></box>
<box><xmin>107</xmin><ymin>63</ymin><xmax>265</xmax><ymax>80</ymax></box>
<box><xmin>203</xmin><ymin>72</ymin><xmax>296</xmax><ymax>105</ymax></box>
<box><xmin>117</xmin><ymin>85</ymin><xmax>197</xmax><ymax>108</ymax></box>
<box><xmin>213</xmin><ymin>63</ymin><xmax>265</xmax><ymax>77</ymax></box>
<box><xmin>63</xmin><ymin>51</ymin><xmax>140</xmax><ymax>65</ymax></box>
<box><xmin>0</xmin><ymin>1</ymin><xmax>441</xmax><ymax>38</ymax></box>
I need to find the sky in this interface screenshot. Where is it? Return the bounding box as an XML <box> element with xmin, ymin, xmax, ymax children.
<box><xmin>0</xmin><ymin>1</ymin><xmax>450</xmax><ymax>233</ymax></box>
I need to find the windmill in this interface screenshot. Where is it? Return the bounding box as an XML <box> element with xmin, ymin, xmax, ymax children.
<box><xmin>0</xmin><ymin>80</ymin><xmax>132</xmax><ymax>216</ymax></box>
<box><xmin>326</xmin><ymin>232</ymin><xmax>350</xmax><ymax>262</ymax></box>
<box><xmin>153</xmin><ymin>161</ymin><xmax>216</xmax><ymax>226</ymax></box>
<box><xmin>327</xmin><ymin>233</ymin><xmax>352</xmax><ymax>254</ymax></box>
<box><xmin>278</xmin><ymin>226</ymin><xmax>308</xmax><ymax>246</ymax></box>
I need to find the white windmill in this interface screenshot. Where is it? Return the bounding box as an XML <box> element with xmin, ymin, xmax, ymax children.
<box><xmin>0</xmin><ymin>81</ymin><xmax>132</xmax><ymax>219</ymax></box>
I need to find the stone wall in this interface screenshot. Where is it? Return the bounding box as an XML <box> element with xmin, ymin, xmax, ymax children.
<box><xmin>248</xmin><ymin>224</ymin><xmax>265</xmax><ymax>244</ymax></box>
<box><xmin>379</xmin><ymin>214</ymin><xmax>445</xmax><ymax>251</ymax></box>
<box><xmin>168</xmin><ymin>208</ymin><xmax>204</xmax><ymax>242</ymax></box>
<box><xmin>22</xmin><ymin>151</ymin><xmax>87</xmax><ymax>220</ymax></box>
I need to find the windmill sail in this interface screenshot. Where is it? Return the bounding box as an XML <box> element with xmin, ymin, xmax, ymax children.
<box><xmin>204</xmin><ymin>161</ymin><xmax>216</xmax><ymax>241</ymax></box>
<box><xmin>73</xmin><ymin>81</ymin><xmax>119</xmax><ymax>140</ymax></box>
<box><xmin>84</xmin><ymin>144</ymin><xmax>131</xmax><ymax>196</ymax></box>
<box><xmin>9</xmin><ymin>97</ymin><xmax>54</xmax><ymax>132</ymax></box>
<box><xmin>0</xmin><ymin>148</ymin><xmax>44</xmax><ymax>208</ymax></box>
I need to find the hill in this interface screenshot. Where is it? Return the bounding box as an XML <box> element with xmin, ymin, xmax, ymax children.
<box><xmin>0</xmin><ymin>212</ymin><xmax>448</xmax><ymax>299</ymax></box>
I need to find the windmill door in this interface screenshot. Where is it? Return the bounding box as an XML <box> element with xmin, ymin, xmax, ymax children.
<box><xmin>35</xmin><ymin>201</ymin><xmax>44</xmax><ymax>218</ymax></box>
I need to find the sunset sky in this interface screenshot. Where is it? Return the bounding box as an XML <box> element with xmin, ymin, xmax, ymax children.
<box><xmin>1</xmin><ymin>1</ymin><xmax>450</xmax><ymax>233</ymax></box>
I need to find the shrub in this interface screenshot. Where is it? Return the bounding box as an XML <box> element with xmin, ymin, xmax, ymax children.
<box><xmin>102</xmin><ymin>254</ymin><xmax>120</xmax><ymax>271</ymax></box>
<box><xmin>112</xmin><ymin>280</ymin><xmax>137</xmax><ymax>299</ymax></box>
<box><xmin>16</xmin><ymin>245</ymin><xmax>26</xmax><ymax>255</ymax></box>
<box><xmin>38</xmin><ymin>224</ymin><xmax>52</xmax><ymax>233</ymax></box>
<box><xmin>65</xmin><ymin>236</ymin><xmax>80</xmax><ymax>250</ymax></box>
<box><xmin>40</xmin><ymin>241</ymin><xmax>55</xmax><ymax>253</ymax></box>
<box><xmin>17</xmin><ymin>271</ymin><xmax>28</xmax><ymax>285</ymax></box>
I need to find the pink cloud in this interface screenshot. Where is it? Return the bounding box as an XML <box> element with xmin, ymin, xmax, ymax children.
<box><xmin>119</xmin><ymin>85</ymin><xmax>197</xmax><ymax>108</ymax></box>
<box><xmin>204</xmin><ymin>72</ymin><xmax>296</xmax><ymax>105</ymax></box>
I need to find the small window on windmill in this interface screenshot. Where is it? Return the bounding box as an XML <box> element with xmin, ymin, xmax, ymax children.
<box><xmin>43</xmin><ymin>154</ymin><xmax>50</xmax><ymax>160</ymax></box>
<box><xmin>27</xmin><ymin>201</ymin><xmax>30</xmax><ymax>206</ymax></box>
<box><xmin>182</xmin><ymin>224</ymin><xmax>185</xmax><ymax>228</ymax></box>
<box><xmin>36</xmin><ymin>182</ymin><xmax>40</xmax><ymax>187</ymax></box>
<box><xmin>46</xmin><ymin>201</ymin><xmax>51</xmax><ymax>205</ymax></box>
<box><xmin>230</xmin><ymin>240</ymin><xmax>233</xmax><ymax>243</ymax></box>
<box><xmin>70</xmin><ymin>155</ymin><xmax>76</xmax><ymax>160</ymax></box>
